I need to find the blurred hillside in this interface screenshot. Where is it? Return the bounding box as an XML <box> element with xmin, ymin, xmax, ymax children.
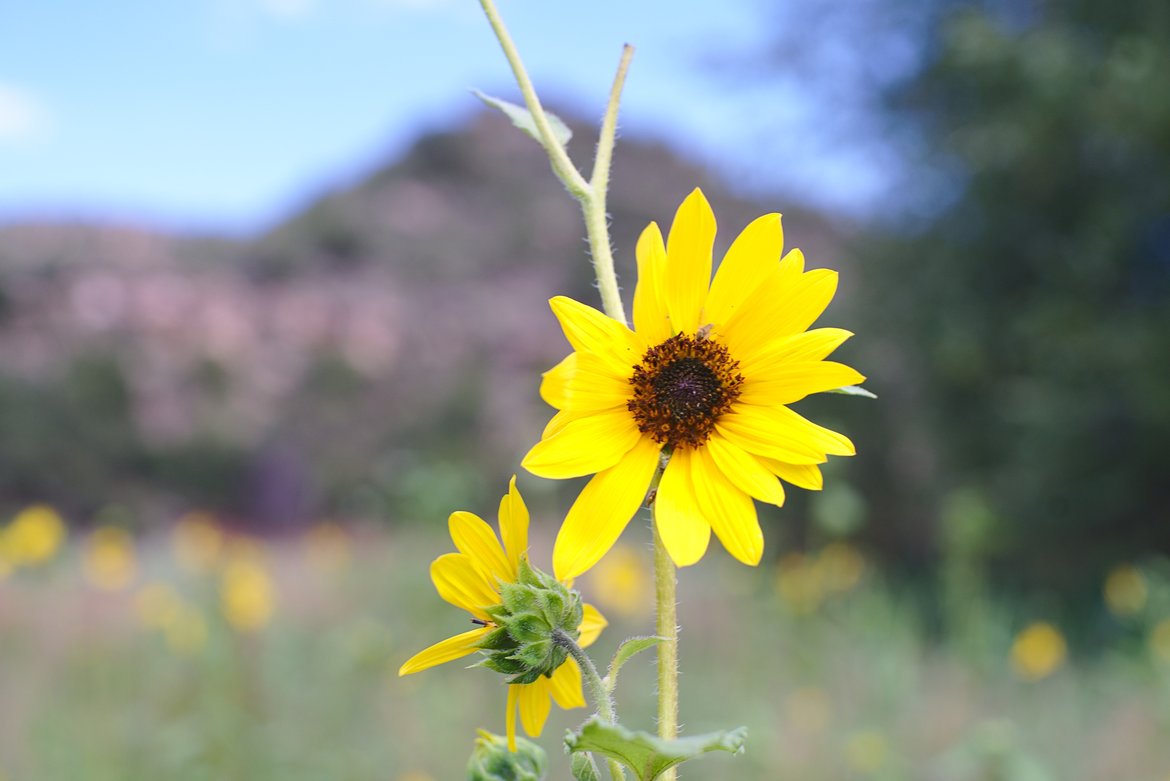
<box><xmin>0</xmin><ymin>112</ymin><xmax>846</xmax><ymax>534</ymax></box>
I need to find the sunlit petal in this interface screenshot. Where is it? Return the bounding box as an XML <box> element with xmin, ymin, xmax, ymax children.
<box><xmin>654</xmin><ymin>449</ymin><xmax>711</xmax><ymax>568</ymax></box>
<box><xmin>549</xmin><ymin>657</ymin><xmax>586</xmax><ymax>709</ymax></box>
<box><xmin>579</xmin><ymin>603</ymin><xmax>608</xmax><ymax>648</ymax></box>
<box><xmin>706</xmin><ymin>432</ymin><xmax>785</xmax><ymax>506</ymax></box>
<box><xmin>550</xmin><ymin>296</ymin><xmax>643</xmax><ymax>375</ymax></box>
<box><xmin>664</xmin><ymin>188</ymin><xmax>716</xmax><ymax>334</ymax></box>
<box><xmin>553</xmin><ymin>437</ymin><xmax>661</xmax><ymax>581</ymax></box>
<box><xmin>738</xmin><ymin>361</ymin><xmax>866</xmax><ymax>406</ymax></box>
<box><xmin>448</xmin><ymin>511</ymin><xmax>511</xmax><ymax>587</ymax></box>
<box><xmin>519</xmin><ymin>677</ymin><xmax>553</xmax><ymax>737</ymax></box>
<box><xmin>397</xmin><ymin>627</ymin><xmax>488</xmax><ymax>676</ymax></box>
<box><xmin>430</xmin><ymin>552</ymin><xmax>498</xmax><ymax>619</ymax></box>
<box><xmin>705</xmin><ymin>212</ymin><xmax>783</xmax><ymax>327</ymax></box>
<box><xmin>633</xmin><ymin>221</ymin><xmax>671</xmax><ymax>343</ymax></box>
<box><xmin>522</xmin><ymin>409</ymin><xmax>640</xmax><ymax>479</ymax></box>
<box><xmin>498</xmin><ymin>476</ymin><xmax>529</xmax><ymax>575</ymax></box>
<box><xmin>691</xmin><ymin>447</ymin><xmax>764</xmax><ymax>565</ymax></box>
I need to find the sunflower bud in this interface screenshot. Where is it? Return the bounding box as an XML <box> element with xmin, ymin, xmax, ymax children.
<box><xmin>476</xmin><ymin>557</ymin><xmax>583</xmax><ymax>685</ymax></box>
<box><xmin>467</xmin><ymin>729</ymin><xmax>547</xmax><ymax>780</ymax></box>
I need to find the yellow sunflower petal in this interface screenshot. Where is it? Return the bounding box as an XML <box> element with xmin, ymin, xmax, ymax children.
<box><xmin>761</xmin><ymin>459</ymin><xmax>824</xmax><ymax>491</ymax></box>
<box><xmin>519</xmin><ymin>677</ymin><xmax>553</xmax><ymax>737</ymax></box>
<box><xmin>715</xmin><ymin>406</ymin><xmax>831</xmax><ymax>465</ymax></box>
<box><xmin>549</xmin><ymin>657</ymin><xmax>586</xmax><ymax>709</ymax></box>
<box><xmin>742</xmin><ymin>328</ymin><xmax>854</xmax><ymax>372</ymax></box>
<box><xmin>549</xmin><ymin>296</ymin><xmax>643</xmax><ymax>375</ymax></box>
<box><xmin>498</xmin><ymin>476</ymin><xmax>529</xmax><ymax>575</ymax></box>
<box><xmin>522</xmin><ymin>408</ymin><xmax>640</xmax><ymax>479</ymax></box>
<box><xmin>722</xmin><ymin>264</ymin><xmax>839</xmax><ymax>364</ymax></box>
<box><xmin>706</xmin><ymin>432</ymin><xmax>785</xmax><ymax>506</ymax></box>
<box><xmin>579</xmin><ymin>603</ymin><xmax>608</xmax><ymax>648</ymax></box>
<box><xmin>553</xmin><ymin>436</ymin><xmax>661</xmax><ymax>581</ymax></box>
<box><xmin>562</xmin><ymin>352</ymin><xmax>635</xmax><ymax>412</ymax></box>
<box><xmin>634</xmin><ymin>221</ymin><xmax>671</xmax><ymax>343</ymax></box>
<box><xmin>705</xmin><ymin>212</ymin><xmax>783</xmax><ymax>326</ymax></box>
<box><xmin>448</xmin><ymin>511</ymin><xmax>511</xmax><ymax>587</ymax></box>
<box><xmin>430</xmin><ymin>552</ymin><xmax>499</xmax><ymax>619</ymax></box>
<box><xmin>664</xmin><ymin>188</ymin><xmax>716</xmax><ymax>335</ymax></box>
<box><xmin>506</xmin><ymin>684</ymin><xmax>519</xmax><ymax>752</ymax></box>
<box><xmin>654</xmin><ymin>449</ymin><xmax>712</xmax><ymax>568</ymax></box>
<box><xmin>542</xmin><ymin>409</ymin><xmax>579</xmax><ymax>438</ymax></box>
<box><xmin>738</xmin><ymin>361</ymin><xmax>866</xmax><ymax>406</ymax></box>
<box><xmin>540</xmin><ymin>353</ymin><xmax>576</xmax><ymax>410</ymax></box>
<box><xmin>398</xmin><ymin>626</ymin><xmax>488</xmax><ymax>676</ymax></box>
<box><xmin>691</xmin><ymin>447</ymin><xmax>764</xmax><ymax>566</ymax></box>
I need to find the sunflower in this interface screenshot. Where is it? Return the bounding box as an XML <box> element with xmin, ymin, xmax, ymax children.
<box><xmin>523</xmin><ymin>188</ymin><xmax>864</xmax><ymax>580</ymax></box>
<box><xmin>398</xmin><ymin>477</ymin><xmax>607</xmax><ymax>750</ymax></box>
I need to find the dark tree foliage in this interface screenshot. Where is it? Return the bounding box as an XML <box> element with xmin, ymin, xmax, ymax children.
<box><xmin>805</xmin><ymin>0</ymin><xmax>1170</xmax><ymax>588</ymax></box>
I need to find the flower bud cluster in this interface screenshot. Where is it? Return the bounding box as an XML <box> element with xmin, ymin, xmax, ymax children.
<box><xmin>476</xmin><ymin>558</ymin><xmax>583</xmax><ymax>684</ymax></box>
<box><xmin>467</xmin><ymin>730</ymin><xmax>547</xmax><ymax>781</ymax></box>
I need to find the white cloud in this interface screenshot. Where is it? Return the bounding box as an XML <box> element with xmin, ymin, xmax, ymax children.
<box><xmin>0</xmin><ymin>84</ymin><xmax>50</xmax><ymax>143</ymax></box>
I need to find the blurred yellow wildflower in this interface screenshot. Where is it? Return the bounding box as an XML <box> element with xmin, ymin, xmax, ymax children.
<box><xmin>83</xmin><ymin>527</ymin><xmax>137</xmax><ymax>591</ymax></box>
<box><xmin>1104</xmin><ymin>564</ymin><xmax>1147</xmax><ymax>617</ymax></box>
<box><xmin>164</xmin><ymin>602</ymin><xmax>209</xmax><ymax>655</ymax></box>
<box><xmin>303</xmin><ymin>522</ymin><xmax>352</xmax><ymax>573</ymax></box>
<box><xmin>395</xmin><ymin>772</ymin><xmax>435</xmax><ymax>781</ymax></box>
<box><xmin>221</xmin><ymin>556</ymin><xmax>275</xmax><ymax>631</ymax></box>
<box><xmin>776</xmin><ymin>553</ymin><xmax>823</xmax><ymax>615</ymax></box>
<box><xmin>818</xmin><ymin>542</ymin><xmax>865</xmax><ymax>594</ymax></box>
<box><xmin>783</xmin><ymin>686</ymin><xmax>832</xmax><ymax>735</ymax></box>
<box><xmin>585</xmin><ymin>544</ymin><xmax>651</xmax><ymax>619</ymax></box>
<box><xmin>1149</xmin><ymin>619</ymin><xmax>1170</xmax><ymax>665</ymax></box>
<box><xmin>171</xmin><ymin>512</ymin><xmax>225</xmax><ymax>574</ymax></box>
<box><xmin>1010</xmin><ymin>622</ymin><xmax>1067</xmax><ymax>681</ymax></box>
<box><xmin>845</xmin><ymin>729</ymin><xmax>889</xmax><ymax>774</ymax></box>
<box><xmin>0</xmin><ymin>558</ymin><xmax>11</xmax><ymax>581</ymax></box>
<box><xmin>1</xmin><ymin>504</ymin><xmax>67</xmax><ymax>567</ymax></box>
<box><xmin>135</xmin><ymin>582</ymin><xmax>182</xmax><ymax>629</ymax></box>
<box><xmin>135</xmin><ymin>582</ymin><xmax>208</xmax><ymax>655</ymax></box>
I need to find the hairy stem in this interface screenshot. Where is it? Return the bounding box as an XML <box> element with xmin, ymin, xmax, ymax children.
<box><xmin>651</xmin><ymin>479</ymin><xmax>679</xmax><ymax>780</ymax></box>
<box><xmin>552</xmin><ymin>630</ymin><xmax>625</xmax><ymax>780</ymax></box>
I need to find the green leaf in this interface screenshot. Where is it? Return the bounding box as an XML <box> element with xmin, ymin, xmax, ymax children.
<box><xmin>606</xmin><ymin>636</ymin><xmax>662</xmax><ymax>693</ymax></box>
<box><xmin>565</xmin><ymin>718</ymin><xmax>746</xmax><ymax>781</ymax></box>
<box><xmin>471</xmin><ymin>89</ymin><xmax>573</xmax><ymax>148</ymax></box>
<box><xmin>829</xmin><ymin>384</ymin><xmax>878</xmax><ymax>399</ymax></box>
<box><xmin>569</xmin><ymin>753</ymin><xmax>602</xmax><ymax>781</ymax></box>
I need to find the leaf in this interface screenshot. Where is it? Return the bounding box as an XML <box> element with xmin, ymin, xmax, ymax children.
<box><xmin>565</xmin><ymin>718</ymin><xmax>746</xmax><ymax>781</ymax></box>
<box><xmin>828</xmin><ymin>384</ymin><xmax>877</xmax><ymax>399</ymax></box>
<box><xmin>606</xmin><ymin>636</ymin><xmax>662</xmax><ymax>693</ymax></box>
<box><xmin>471</xmin><ymin>89</ymin><xmax>573</xmax><ymax>148</ymax></box>
<box><xmin>569</xmin><ymin>753</ymin><xmax>602</xmax><ymax>781</ymax></box>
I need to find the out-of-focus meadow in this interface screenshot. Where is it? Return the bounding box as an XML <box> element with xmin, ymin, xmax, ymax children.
<box><xmin>3</xmin><ymin>0</ymin><xmax>1170</xmax><ymax>778</ymax></box>
<box><xmin>3</xmin><ymin>508</ymin><xmax>1170</xmax><ymax>780</ymax></box>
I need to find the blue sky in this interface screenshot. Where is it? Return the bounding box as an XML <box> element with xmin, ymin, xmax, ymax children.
<box><xmin>0</xmin><ymin>0</ymin><xmax>890</xmax><ymax>234</ymax></box>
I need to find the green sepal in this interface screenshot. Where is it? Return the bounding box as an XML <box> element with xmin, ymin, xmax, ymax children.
<box><xmin>537</xmin><ymin>588</ymin><xmax>567</xmax><ymax>624</ymax></box>
<box><xmin>478</xmin><ymin>653</ymin><xmax>527</xmax><ymax>677</ymax></box>
<box><xmin>565</xmin><ymin>717</ymin><xmax>746</xmax><ymax>781</ymax></box>
<box><xmin>829</xmin><ymin>384</ymin><xmax>877</xmax><ymax>399</ymax></box>
<box><xmin>499</xmin><ymin>582</ymin><xmax>540</xmax><ymax>616</ymax></box>
<box><xmin>470</xmin><ymin>89</ymin><xmax>573</xmax><ymax>149</ymax></box>
<box><xmin>482</xmin><ymin>604</ymin><xmax>511</xmax><ymax>623</ymax></box>
<box><xmin>569</xmin><ymin>753</ymin><xmax>602</xmax><ymax>781</ymax></box>
<box><xmin>508</xmin><ymin>612</ymin><xmax>552</xmax><ymax>644</ymax></box>
<box><xmin>476</xmin><ymin>627</ymin><xmax>512</xmax><ymax>651</ymax></box>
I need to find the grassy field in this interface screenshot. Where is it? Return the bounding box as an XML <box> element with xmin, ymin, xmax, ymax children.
<box><xmin>1</xmin><ymin>514</ymin><xmax>1169</xmax><ymax>781</ymax></box>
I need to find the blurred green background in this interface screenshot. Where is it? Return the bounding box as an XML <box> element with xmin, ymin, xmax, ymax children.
<box><xmin>2</xmin><ymin>0</ymin><xmax>1169</xmax><ymax>778</ymax></box>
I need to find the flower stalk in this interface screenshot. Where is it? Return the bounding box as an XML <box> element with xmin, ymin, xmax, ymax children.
<box><xmin>552</xmin><ymin>629</ymin><xmax>625</xmax><ymax>780</ymax></box>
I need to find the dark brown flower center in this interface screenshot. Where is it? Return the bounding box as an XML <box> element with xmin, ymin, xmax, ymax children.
<box><xmin>627</xmin><ymin>333</ymin><xmax>743</xmax><ymax>450</ymax></box>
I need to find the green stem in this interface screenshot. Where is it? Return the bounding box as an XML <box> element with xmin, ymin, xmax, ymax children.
<box><xmin>553</xmin><ymin>630</ymin><xmax>625</xmax><ymax>781</ymax></box>
<box><xmin>477</xmin><ymin>0</ymin><xmax>589</xmax><ymax>199</ymax></box>
<box><xmin>585</xmin><ymin>44</ymin><xmax>634</xmax><ymax>325</ymax></box>
<box><xmin>649</xmin><ymin>468</ymin><xmax>679</xmax><ymax>780</ymax></box>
